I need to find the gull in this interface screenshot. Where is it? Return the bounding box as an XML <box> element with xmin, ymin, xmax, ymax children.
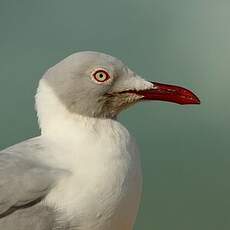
<box><xmin>0</xmin><ymin>51</ymin><xmax>200</xmax><ymax>230</ymax></box>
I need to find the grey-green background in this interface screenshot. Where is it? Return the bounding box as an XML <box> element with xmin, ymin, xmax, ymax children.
<box><xmin>0</xmin><ymin>0</ymin><xmax>229</xmax><ymax>229</ymax></box>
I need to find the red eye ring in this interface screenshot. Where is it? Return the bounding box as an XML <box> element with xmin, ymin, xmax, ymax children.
<box><xmin>92</xmin><ymin>69</ymin><xmax>110</xmax><ymax>83</ymax></box>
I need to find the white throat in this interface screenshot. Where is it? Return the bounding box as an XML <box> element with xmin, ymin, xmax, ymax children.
<box><xmin>36</xmin><ymin>79</ymin><xmax>122</xmax><ymax>140</ymax></box>
<box><xmin>36</xmin><ymin>79</ymin><xmax>142</xmax><ymax>230</ymax></box>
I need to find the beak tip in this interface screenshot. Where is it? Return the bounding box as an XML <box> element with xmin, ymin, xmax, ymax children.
<box><xmin>196</xmin><ymin>98</ymin><xmax>201</xmax><ymax>105</ymax></box>
<box><xmin>184</xmin><ymin>94</ymin><xmax>201</xmax><ymax>105</ymax></box>
<box><xmin>188</xmin><ymin>91</ymin><xmax>201</xmax><ymax>105</ymax></box>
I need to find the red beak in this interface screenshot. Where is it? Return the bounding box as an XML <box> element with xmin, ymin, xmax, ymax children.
<box><xmin>136</xmin><ymin>82</ymin><xmax>200</xmax><ymax>105</ymax></box>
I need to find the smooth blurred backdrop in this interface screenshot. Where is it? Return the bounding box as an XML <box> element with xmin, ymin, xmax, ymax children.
<box><xmin>0</xmin><ymin>0</ymin><xmax>229</xmax><ymax>229</ymax></box>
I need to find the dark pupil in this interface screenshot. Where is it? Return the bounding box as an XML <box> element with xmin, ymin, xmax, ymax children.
<box><xmin>99</xmin><ymin>73</ymin><xmax>104</xmax><ymax>78</ymax></box>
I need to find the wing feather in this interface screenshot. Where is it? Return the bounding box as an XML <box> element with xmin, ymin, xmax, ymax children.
<box><xmin>0</xmin><ymin>138</ymin><xmax>67</xmax><ymax>217</ymax></box>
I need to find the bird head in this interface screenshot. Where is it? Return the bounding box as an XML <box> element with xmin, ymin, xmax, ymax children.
<box><xmin>36</xmin><ymin>51</ymin><xmax>200</xmax><ymax>120</ymax></box>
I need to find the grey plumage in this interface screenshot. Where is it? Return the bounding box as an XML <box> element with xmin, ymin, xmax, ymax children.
<box><xmin>42</xmin><ymin>51</ymin><xmax>142</xmax><ymax>118</ymax></box>
<box><xmin>0</xmin><ymin>138</ymin><xmax>69</xmax><ymax>230</ymax></box>
<box><xmin>0</xmin><ymin>205</ymin><xmax>56</xmax><ymax>230</ymax></box>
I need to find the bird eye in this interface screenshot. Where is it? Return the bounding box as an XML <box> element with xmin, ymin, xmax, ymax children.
<box><xmin>92</xmin><ymin>69</ymin><xmax>110</xmax><ymax>83</ymax></box>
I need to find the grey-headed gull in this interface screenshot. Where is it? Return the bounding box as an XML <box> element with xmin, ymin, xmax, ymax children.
<box><xmin>0</xmin><ymin>51</ymin><xmax>200</xmax><ymax>230</ymax></box>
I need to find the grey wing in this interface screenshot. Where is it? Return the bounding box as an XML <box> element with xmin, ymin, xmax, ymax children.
<box><xmin>0</xmin><ymin>151</ymin><xmax>65</xmax><ymax>217</ymax></box>
<box><xmin>0</xmin><ymin>205</ymin><xmax>57</xmax><ymax>230</ymax></box>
